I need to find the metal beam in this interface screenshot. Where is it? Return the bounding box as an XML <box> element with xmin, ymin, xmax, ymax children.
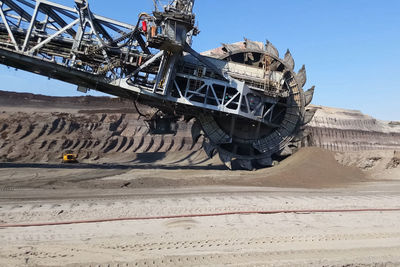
<box><xmin>184</xmin><ymin>42</ymin><xmax>227</xmax><ymax>81</ymax></box>
<box><xmin>32</xmin><ymin>0</ymin><xmax>137</xmax><ymax>31</ymax></box>
<box><xmin>21</xmin><ymin>0</ymin><xmax>39</xmax><ymax>51</ymax></box>
<box><xmin>40</xmin><ymin>4</ymin><xmax>76</xmax><ymax>37</ymax></box>
<box><xmin>28</xmin><ymin>18</ymin><xmax>79</xmax><ymax>53</ymax></box>
<box><xmin>0</xmin><ymin>4</ymin><xmax>19</xmax><ymax>51</ymax></box>
<box><xmin>91</xmin><ymin>17</ymin><xmax>112</xmax><ymax>42</ymax></box>
<box><xmin>15</xmin><ymin>0</ymin><xmax>34</xmax><ymax>9</ymax></box>
<box><xmin>2</xmin><ymin>0</ymin><xmax>32</xmax><ymax>22</ymax></box>
<box><xmin>133</xmin><ymin>31</ymin><xmax>150</xmax><ymax>55</ymax></box>
<box><xmin>129</xmin><ymin>50</ymin><xmax>164</xmax><ymax>78</ymax></box>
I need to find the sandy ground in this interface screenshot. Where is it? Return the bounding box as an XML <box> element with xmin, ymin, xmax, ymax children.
<box><xmin>1</xmin><ymin>185</ymin><xmax>400</xmax><ymax>266</ymax></box>
<box><xmin>0</xmin><ymin>148</ymin><xmax>400</xmax><ymax>266</ymax></box>
<box><xmin>1</xmin><ymin>91</ymin><xmax>400</xmax><ymax>266</ymax></box>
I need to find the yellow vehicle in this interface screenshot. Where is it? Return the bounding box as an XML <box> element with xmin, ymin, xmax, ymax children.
<box><xmin>62</xmin><ymin>153</ymin><xmax>78</xmax><ymax>163</ymax></box>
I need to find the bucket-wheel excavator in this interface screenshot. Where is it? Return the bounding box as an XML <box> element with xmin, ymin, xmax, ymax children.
<box><xmin>0</xmin><ymin>0</ymin><xmax>316</xmax><ymax>169</ymax></box>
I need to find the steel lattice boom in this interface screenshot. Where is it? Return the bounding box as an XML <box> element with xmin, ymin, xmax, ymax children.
<box><xmin>0</xmin><ymin>0</ymin><xmax>316</xmax><ymax>169</ymax></box>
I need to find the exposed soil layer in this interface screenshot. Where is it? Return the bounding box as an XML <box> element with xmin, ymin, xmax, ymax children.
<box><xmin>1</xmin><ymin>90</ymin><xmax>399</xmax><ymax>164</ymax></box>
<box><xmin>1</xmin><ymin>90</ymin><xmax>399</xmax><ymax>189</ymax></box>
<box><xmin>307</xmin><ymin>105</ymin><xmax>400</xmax><ymax>151</ymax></box>
<box><xmin>0</xmin><ymin>91</ymin><xmax>200</xmax><ymax>164</ymax></box>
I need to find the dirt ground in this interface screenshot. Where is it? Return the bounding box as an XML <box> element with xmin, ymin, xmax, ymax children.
<box><xmin>0</xmin><ymin>147</ymin><xmax>400</xmax><ymax>266</ymax></box>
<box><xmin>0</xmin><ymin>147</ymin><xmax>367</xmax><ymax>190</ymax></box>
<box><xmin>1</xmin><ymin>91</ymin><xmax>400</xmax><ymax>266</ymax></box>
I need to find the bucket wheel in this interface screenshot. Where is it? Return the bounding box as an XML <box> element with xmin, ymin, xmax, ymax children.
<box><xmin>192</xmin><ymin>39</ymin><xmax>316</xmax><ymax>170</ymax></box>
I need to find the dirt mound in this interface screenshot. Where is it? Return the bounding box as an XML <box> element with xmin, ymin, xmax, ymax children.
<box><xmin>226</xmin><ymin>147</ymin><xmax>366</xmax><ymax>188</ymax></box>
<box><xmin>79</xmin><ymin>147</ymin><xmax>365</xmax><ymax>190</ymax></box>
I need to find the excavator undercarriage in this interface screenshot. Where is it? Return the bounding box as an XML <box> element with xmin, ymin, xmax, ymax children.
<box><xmin>0</xmin><ymin>0</ymin><xmax>316</xmax><ymax>169</ymax></box>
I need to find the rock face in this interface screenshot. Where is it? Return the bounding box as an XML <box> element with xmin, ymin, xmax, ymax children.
<box><xmin>305</xmin><ymin>105</ymin><xmax>400</xmax><ymax>152</ymax></box>
<box><xmin>0</xmin><ymin>90</ymin><xmax>399</xmax><ymax>163</ymax></box>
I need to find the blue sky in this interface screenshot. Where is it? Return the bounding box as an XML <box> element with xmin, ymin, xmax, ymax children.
<box><xmin>0</xmin><ymin>0</ymin><xmax>399</xmax><ymax>121</ymax></box>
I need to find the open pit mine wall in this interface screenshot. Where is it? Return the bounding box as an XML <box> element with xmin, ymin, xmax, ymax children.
<box><xmin>305</xmin><ymin>106</ymin><xmax>400</xmax><ymax>152</ymax></box>
<box><xmin>0</xmin><ymin>111</ymin><xmax>202</xmax><ymax>163</ymax></box>
<box><xmin>0</xmin><ymin>91</ymin><xmax>399</xmax><ymax>163</ymax></box>
<box><xmin>0</xmin><ymin>91</ymin><xmax>203</xmax><ymax>163</ymax></box>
